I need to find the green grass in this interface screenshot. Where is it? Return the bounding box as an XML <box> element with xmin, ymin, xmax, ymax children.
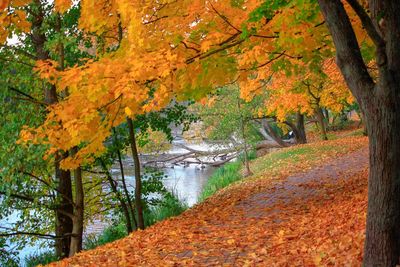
<box><xmin>199</xmin><ymin>160</ymin><xmax>242</xmax><ymax>201</ymax></box>
<box><xmin>84</xmin><ymin>222</ymin><xmax>127</xmax><ymax>250</ymax></box>
<box><xmin>199</xmin><ymin>139</ymin><xmax>361</xmax><ymax>202</ymax></box>
<box><xmin>144</xmin><ymin>192</ymin><xmax>188</xmax><ymax>227</ymax></box>
<box><xmin>250</xmin><ymin>146</ymin><xmax>314</xmax><ymax>175</ymax></box>
<box><xmin>347</xmin><ymin>128</ymin><xmax>365</xmax><ymax>137</ymax></box>
<box><xmin>326</xmin><ymin>132</ymin><xmax>339</xmax><ymax>140</ymax></box>
<box><xmin>83</xmin><ymin>193</ymin><xmax>187</xmax><ymax>252</ymax></box>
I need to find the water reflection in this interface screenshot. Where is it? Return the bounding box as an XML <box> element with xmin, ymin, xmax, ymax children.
<box><xmin>110</xmin><ymin>163</ymin><xmax>215</xmax><ymax>207</ymax></box>
<box><xmin>162</xmin><ymin>165</ymin><xmax>215</xmax><ymax>206</ymax></box>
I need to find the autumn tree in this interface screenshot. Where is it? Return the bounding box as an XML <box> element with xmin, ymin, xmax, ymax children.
<box><xmin>231</xmin><ymin>1</ymin><xmax>391</xmax><ymax>263</ymax></box>
<box><xmin>197</xmin><ymin>85</ymin><xmax>264</xmax><ymax>176</ymax></box>
<box><xmin>316</xmin><ymin>0</ymin><xmax>400</xmax><ymax>265</ymax></box>
<box><xmin>266</xmin><ymin>58</ymin><xmax>355</xmax><ymax>140</ymax></box>
<box><xmin>0</xmin><ymin>0</ymin><xmax>98</xmax><ymax>258</ymax></box>
<box><xmin>197</xmin><ymin>84</ymin><xmax>302</xmax><ymax>168</ymax></box>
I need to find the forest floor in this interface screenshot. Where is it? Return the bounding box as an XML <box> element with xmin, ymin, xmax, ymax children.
<box><xmin>46</xmin><ymin>134</ymin><xmax>369</xmax><ymax>267</ymax></box>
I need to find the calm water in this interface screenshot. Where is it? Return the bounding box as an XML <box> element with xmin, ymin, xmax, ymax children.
<box><xmin>163</xmin><ymin>165</ymin><xmax>215</xmax><ymax>206</ymax></box>
<box><xmin>111</xmin><ymin>163</ymin><xmax>216</xmax><ymax>207</ymax></box>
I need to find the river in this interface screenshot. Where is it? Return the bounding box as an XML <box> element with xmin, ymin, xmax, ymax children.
<box><xmin>1</xmin><ymin>141</ymin><xmax>219</xmax><ymax>265</ymax></box>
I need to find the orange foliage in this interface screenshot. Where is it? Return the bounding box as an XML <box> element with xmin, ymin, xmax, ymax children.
<box><xmin>54</xmin><ymin>0</ymin><xmax>72</xmax><ymax>13</ymax></box>
<box><xmin>19</xmin><ymin>0</ymin><xmax>280</xmax><ymax>168</ymax></box>
<box><xmin>11</xmin><ymin>0</ymin><xmax>367</xmax><ymax>169</ymax></box>
<box><xmin>0</xmin><ymin>0</ymin><xmax>30</xmax><ymax>43</ymax></box>
<box><xmin>264</xmin><ymin>58</ymin><xmax>354</xmax><ymax>122</ymax></box>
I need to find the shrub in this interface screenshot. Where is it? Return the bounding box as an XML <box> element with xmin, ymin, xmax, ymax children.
<box><xmin>24</xmin><ymin>251</ymin><xmax>58</xmax><ymax>267</ymax></box>
<box><xmin>84</xmin><ymin>222</ymin><xmax>127</xmax><ymax>250</ymax></box>
<box><xmin>144</xmin><ymin>192</ymin><xmax>188</xmax><ymax>227</ymax></box>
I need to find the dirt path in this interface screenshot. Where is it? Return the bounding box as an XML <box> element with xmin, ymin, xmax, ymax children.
<box><xmin>236</xmin><ymin>146</ymin><xmax>369</xmax><ymax>220</ymax></box>
<box><xmin>178</xmin><ymin>146</ymin><xmax>369</xmax><ymax>265</ymax></box>
<box><xmin>49</xmin><ymin>141</ymin><xmax>369</xmax><ymax>266</ymax></box>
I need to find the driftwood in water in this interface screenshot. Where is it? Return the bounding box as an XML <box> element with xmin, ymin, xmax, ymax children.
<box><xmin>142</xmin><ymin>141</ymin><xmax>285</xmax><ymax>168</ymax></box>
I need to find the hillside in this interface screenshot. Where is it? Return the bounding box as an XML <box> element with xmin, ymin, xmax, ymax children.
<box><xmin>44</xmin><ymin>135</ymin><xmax>368</xmax><ymax>266</ymax></box>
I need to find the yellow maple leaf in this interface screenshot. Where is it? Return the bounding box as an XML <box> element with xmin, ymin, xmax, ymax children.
<box><xmin>125</xmin><ymin>107</ymin><xmax>133</xmax><ymax>116</ymax></box>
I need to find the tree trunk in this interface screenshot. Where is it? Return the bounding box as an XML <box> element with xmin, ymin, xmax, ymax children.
<box><xmin>282</xmin><ymin>113</ymin><xmax>307</xmax><ymax>144</ymax></box>
<box><xmin>318</xmin><ymin>0</ymin><xmax>400</xmax><ymax>265</ymax></box>
<box><xmin>112</xmin><ymin>128</ymin><xmax>137</xmax><ymax>229</ymax></box>
<box><xmin>295</xmin><ymin>112</ymin><xmax>307</xmax><ymax>144</ymax></box>
<box><xmin>31</xmin><ymin>1</ymin><xmax>73</xmax><ymax>257</ymax></box>
<box><xmin>117</xmin><ymin>148</ymin><xmax>138</xmax><ymax>230</ymax></box>
<box><xmin>363</xmin><ymin>99</ymin><xmax>400</xmax><ymax>266</ymax></box>
<box><xmin>241</xmin><ymin>129</ymin><xmax>253</xmax><ymax>178</ymax></box>
<box><xmin>54</xmin><ymin>153</ymin><xmax>73</xmax><ymax>259</ymax></box>
<box><xmin>357</xmin><ymin>109</ymin><xmax>368</xmax><ymax>136</ymax></box>
<box><xmin>69</xmin><ymin>166</ymin><xmax>84</xmax><ymax>257</ymax></box>
<box><xmin>262</xmin><ymin>119</ymin><xmax>289</xmax><ymax>147</ymax></box>
<box><xmin>100</xmin><ymin>159</ymin><xmax>133</xmax><ymax>233</ymax></box>
<box><xmin>236</xmin><ymin>95</ymin><xmax>252</xmax><ymax>177</ymax></box>
<box><xmin>126</xmin><ymin>118</ymin><xmax>145</xmax><ymax>230</ymax></box>
<box><xmin>323</xmin><ymin>108</ymin><xmax>330</xmax><ymax>125</ymax></box>
<box><xmin>315</xmin><ymin>106</ymin><xmax>328</xmax><ymax>140</ymax></box>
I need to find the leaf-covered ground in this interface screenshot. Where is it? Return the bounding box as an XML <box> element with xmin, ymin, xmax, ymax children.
<box><xmin>45</xmin><ymin>136</ymin><xmax>368</xmax><ymax>266</ymax></box>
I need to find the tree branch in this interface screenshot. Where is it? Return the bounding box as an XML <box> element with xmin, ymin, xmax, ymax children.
<box><xmin>0</xmin><ymin>229</ymin><xmax>75</xmax><ymax>240</ymax></box>
<box><xmin>0</xmin><ymin>56</ymin><xmax>35</xmax><ymax>67</ymax></box>
<box><xmin>0</xmin><ymin>44</ymin><xmax>38</xmax><ymax>60</ymax></box>
<box><xmin>186</xmin><ymin>39</ymin><xmax>245</xmax><ymax>64</ymax></box>
<box><xmin>0</xmin><ymin>191</ymin><xmax>34</xmax><ymax>202</ymax></box>
<box><xmin>21</xmin><ymin>171</ymin><xmax>75</xmax><ymax>208</ymax></box>
<box><xmin>240</xmin><ymin>51</ymin><xmax>287</xmax><ymax>71</ymax></box>
<box><xmin>210</xmin><ymin>3</ymin><xmax>242</xmax><ymax>33</ymax></box>
<box><xmin>180</xmin><ymin>41</ymin><xmax>200</xmax><ymax>53</ymax></box>
<box><xmin>8</xmin><ymin>86</ymin><xmax>39</xmax><ymax>101</ymax></box>
<box><xmin>10</xmin><ymin>96</ymin><xmax>48</xmax><ymax>107</ymax></box>
<box><xmin>345</xmin><ymin>0</ymin><xmax>385</xmax><ymax>49</ymax></box>
<box><xmin>317</xmin><ymin>0</ymin><xmax>375</xmax><ymax>102</ymax></box>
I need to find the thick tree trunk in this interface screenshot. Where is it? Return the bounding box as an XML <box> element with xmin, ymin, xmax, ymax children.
<box><xmin>262</xmin><ymin>119</ymin><xmax>289</xmax><ymax>147</ymax></box>
<box><xmin>363</xmin><ymin>98</ymin><xmax>400</xmax><ymax>266</ymax></box>
<box><xmin>295</xmin><ymin>112</ymin><xmax>307</xmax><ymax>144</ymax></box>
<box><xmin>69</xmin><ymin>167</ymin><xmax>84</xmax><ymax>257</ymax></box>
<box><xmin>126</xmin><ymin>118</ymin><xmax>145</xmax><ymax>230</ymax></box>
<box><xmin>31</xmin><ymin>1</ymin><xmax>74</xmax><ymax>257</ymax></box>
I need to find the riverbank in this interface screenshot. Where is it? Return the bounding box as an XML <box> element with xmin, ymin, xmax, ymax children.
<box><xmin>12</xmin><ymin>141</ymin><xmax>218</xmax><ymax>266</ymax></box>
<box><xmin>43</xmin><ymin>134</ymin><xmax>368</xmax><ymax>266</ymax></box>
